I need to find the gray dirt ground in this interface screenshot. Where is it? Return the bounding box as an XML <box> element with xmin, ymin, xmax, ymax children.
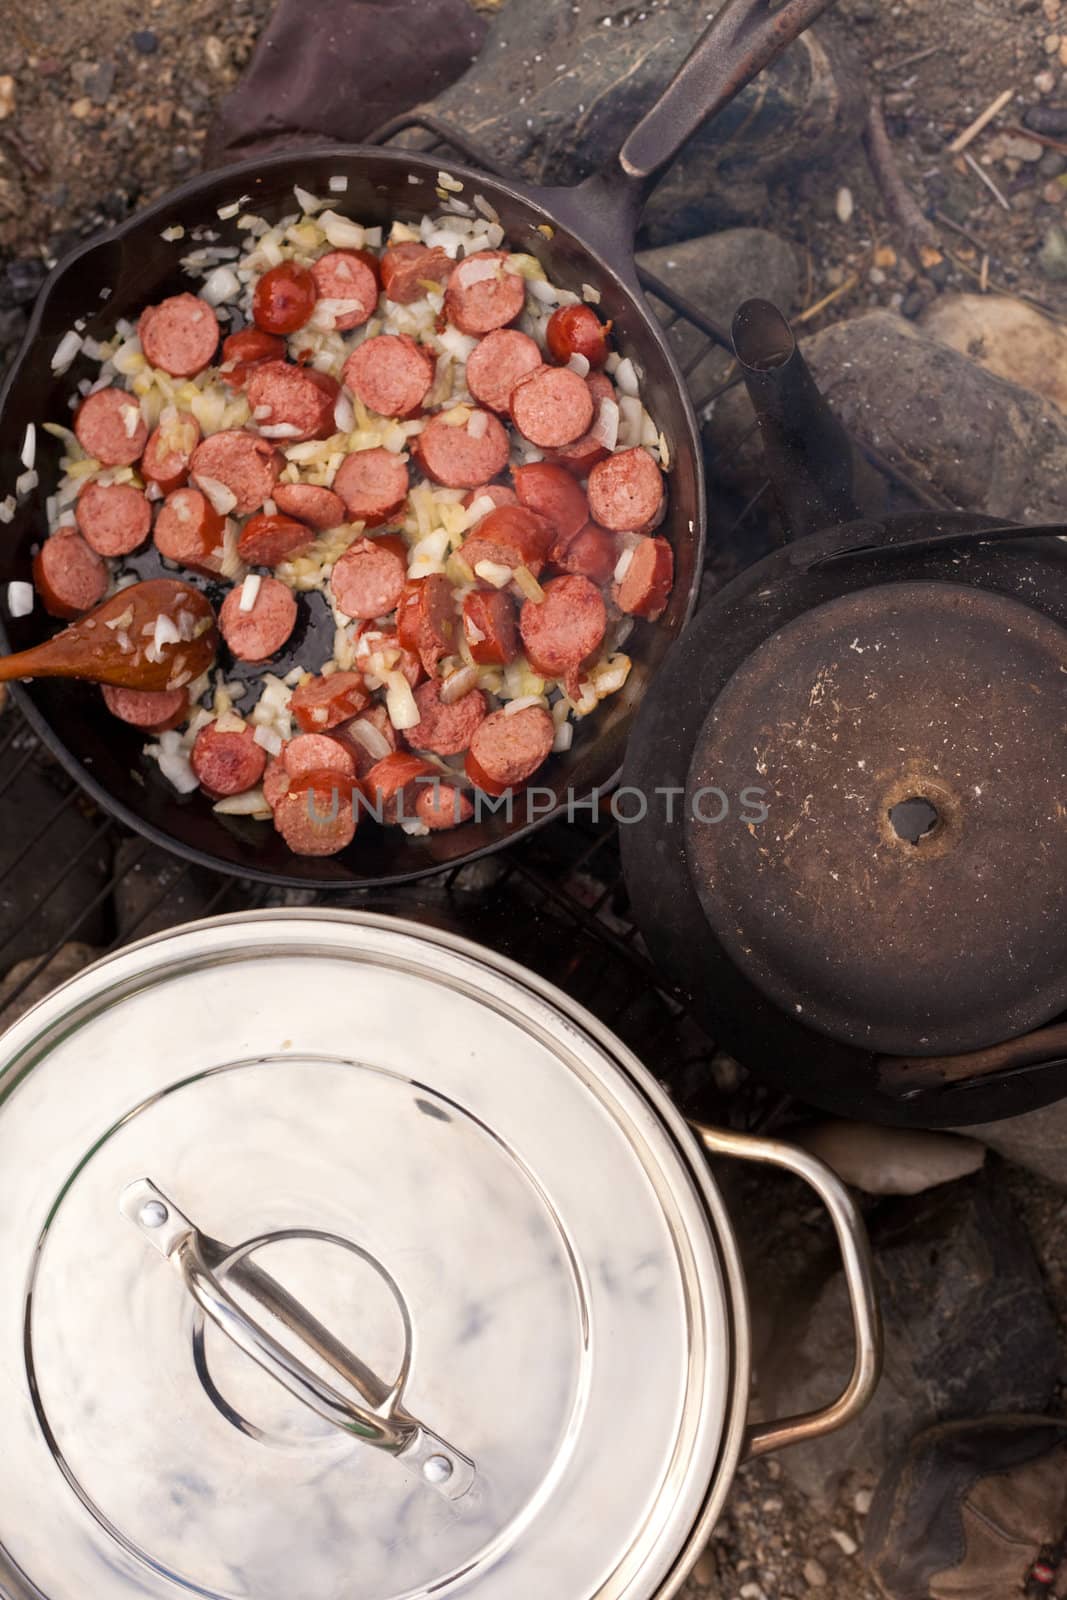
<box><xmin>2</xmin><ymin>1</ymin><xmax>1067</xmax><ymax>1596</ymax></box>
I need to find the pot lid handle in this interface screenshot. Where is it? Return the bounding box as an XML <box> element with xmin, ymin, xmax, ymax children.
<box><xmin>119</xmin><ymin>1179</ymin><xmax>476</xmax><ymax>1500</ymax></box>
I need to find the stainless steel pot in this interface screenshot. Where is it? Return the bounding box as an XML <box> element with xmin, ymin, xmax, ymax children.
<box><xmin>0</xmin><ymin>912</ymin><xmax>881</xmax><ymax>1598</ymax></box>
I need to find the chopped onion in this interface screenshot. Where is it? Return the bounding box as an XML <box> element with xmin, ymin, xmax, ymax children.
<box><xmin>552</xmin><ymin>719</ymin><xmax>574</xmax><ymax>752</ymax></box>
<box><xmin>473</xmin><ymin>559</ymin><xmax>513</xmax><ymax>589</ymax></box>
<box><xmin>384</xmin><ymin>670</ymin><xmax>420</xmax><ymax>731</ymax></box>
<box><xmin>258</xmin><ymin>422</ymin><xmax>303</xmax><ymax>439</ymax></box>
<box><xmin>147</xmin><ymin>731</ymin><xmax>200</xmax><ymax>794</ymax></box>
<box><xmin>194</xmin><ymin>475</ymin><xmax>238</xmax><ymax>515</ymax></box>
<box><xmin>7</xmin><ymin>581</ymin><xmax>33</xmax><ymax>618</ymax></box>
<box><xmin>464</xmin><ymin>617</ymin><xmax>485</xmax><ymax>644</ymax></box>
<box><xmin>253</xmin><ymin>724</ymin><xmax>283</xmax><ymax>756</ymax></box>
<box><xmin>440</xmin><ymin>665</ymin><xmax>480</xmax><ymax>704</ymax></box>
<box><xmin>201</xmin><ymin>265</ymin><xmax>241</xmax><ymax>305</ymax></box>
<box><xmin>328</xmin><ymin>175</ymin><xmax>349</xmax><ymax>193</ymax></box>
<box><xmin>513</xmin><ymin>565</ymin><xmax>545</xmax><ymax>603</ymax></box>
<box><xmin>527</xmin><ymin>277</ymin><xmax>560</xmax><ymax>305</ymax></box>
<box><xmin>467</xmin><ymin>409</ymin><xmax>488</xmax><ymax>440</ymax></box>
<box><xmin>161</xmin><ymin>224</ymin><xmax>185</xmax><ymax>242</ymax></box>
<box><xmin>615</xmin><ymin>357</ymin><xmax>640</xmax><ymax>396</ymax></box>
<box><xmin>567</xmin><ymin>352</ymin><xmax>590</xmax><ymax>378</ymax></box>
<box><xmin>216</xmin><ymin>199</ymin><xmax>247</xmax><ymax>221</ymax></box>
<box><xmin>438</xmin><ymin>171</ymin><xmax>464</xmax><ymax>193</ymax></box>
<box><xmin>293</xmin><ymin>184</ymin><xmax>326</xmax><ymax>214</ymax></box>
<box><xmin>122</xmin><ymin>402</ymin><xmax>142</xmax><ymax>438</ymax></box>
<box><xmin>581</xmin><ymin>283</ymin><xmax>601</xmax><ymax>304</ymax></box>
<box><xmin>593</xmin><ymin>397</ymin><xmax>620</xmax><ymax>451</ymax></box>
<box><xmin>348</xmin><ymin>717</ymin><xmax>392</xmax><ymax>761</ymax></box>
<box><xmin>333</xmin><ymin>389</ymin><xmax>355</xmax><ymax>433</ymax></box>
<box><xmin>616</xmin><ymin>394</ymin><xmax>645</xmax><ymax>449</ymax></box>
<box><xmin>20</xmin><ymin>424</ymin><xmax>35</xmax><ymax>471</ymax></box>
<box><xmin>0</xmin><ymin>495</ymin><xmax>15</xmax><ymax>524</ymax></box>
<box><xmin>614</xmin><ymin>547</ymin><xmax>634</xmax><ymax>583</ymax></box>
<box><xmin>153</xmin><ymin>613</ymin><xmax>181</xmax><ymax>653</ymax></box>
<box><xmin>455</xmin><ymin>255</ymin><xmax>500</xmax><ymax>288</ymax></box>
<box><xmin>505</xmin><ymin>694</ymin><xmax>545</xmax><ymax>716</ymax></box>
<box><xmin>464</xmin><ymin>494</ymin><xmax>495</xmax><ymax>526</ymax></box>
<box><xmin>239</xmin><ymin>574</ymin><xmax>262</xmax><ymax>612</ymax></box>
<box><xmin>319</xmin><ymin>210</ymin><xmax>366</xmax><ymax>249</ymax></box>
<box><xmin>51</xmin><ymin>330</ymin><xmax>84</xmax><ymax>372</ymax></box>
<box><xmin>213</xmin><ymin>787</ymin><xmax>272</xmax><ymax>816</ymax></box>
<box><xmin>15</xmin><ymin>469</ymin><xmax>37</xmax><ymax>497</ymax></box>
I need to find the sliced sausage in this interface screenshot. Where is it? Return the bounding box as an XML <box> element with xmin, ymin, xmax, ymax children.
<box><xmin>362</xmin><ymin>751</ymin><xmax>435</xmax><ymax>825</ymax></box>
<box><xmin>191</xmin><ymin>721</ymin><xmax>267</xmax><ymax>796</ymax></box>
<box><xmin>416</xmin><ymin>782</ymin><xmax>474</xmax><ymax>831</ymax></box>
<box><xmin>465</xmin><ymin>704</ymin><xmax>554</xmax><ymax>794</ymax></box>
<box><xmin>140</xmin><ymin>411</ymin><xmax>200</xmax><ymax>494</ymax></box>
<box><xmin>354</xmin><ymin>627</ymin><xmax>422</xmax><ymax>689</ymax></box>
<box><xmin>237</xmin><ymin>512</ymin><xmax>315</xmax><ymax>568</ymax></box>
<box><xmin>272</xmin><ymin>482</ymin><xmax>345</xmax><ymax>530</ymax></box>
<box><xmin>154</xmin><ymin>487</ymin><xmax>226</xmax><ymax>574</ymax></box>
<box><xmin>252</xmin><ymin>262</ymin><xmax>317</xmax><ymax>335</ymax></box>
<box><xmin>551</xmin><ymin>522</ymin><xmax>617</xmax><ymax>584</ymax></box>
<box><xmin>462</xmin><ymin>589</ymin><xmax>519</xmax><ymax>665</ymax></box>
<box><xmin>138</xmin><ymin>293</ymin><xmax>220</xmax><ymax>378</ymax></box>
<box><xmin>546</xmin><ymin>304</ymin><xmax>611</xmax><ymax>367</ymax></box>
<box><xmin>343</xmin><ymin>334</ymin><xmax>434</xmax><ymax>420</ymax></box>
<box><xmin>396</xmin><ymin>573</ymin><xmax>457</xmax><ymax>675</ymax></box>
<box><xmin>459</xmin><ymin>505</ymin><xmax>553</xmax><ymax>581</ymax></box>
<box><xmin>465</xmin><ymin>328</ymin><xmax>542</xmax><ymax>413</ymax></box>
<box><xmin>75</xmin><ymin>481</ymin><xmax>151</xmax><ymax>557</ymax></box>
<box><xmin>33</xmin><ymin>528</ymin><xmax>107</xmax><ymax>619</ymax></box>
<box><xmin>220</xmin><ymin>328</ymin><xmax>287</xmax><ymax>388</ymax></box>
<box><xmin>519</xmin><ymin>574</ymin><xmax>607</xmax><ymax>683</ymax></box>
<box><xmin>331</xmin><ymin>535</ymin><xmax>408</xmax><ymax>620</ymax></box>
<box><xmin>414</xmin><ymin>410</ymin><xmax>510</xmax><ymax>489</ymax></box>
<box><xmin>381</xmin><ymin>241</ymin><xmax>453</xmax><ymax>304</ymax></box>
<box><xmin>273</xmin><ymin>769</ymin><xmax>357</xmax><ymax>856</ymax></box>
<box><xmin>284</xmin><ymin>732</ymin><xmax>357</xmax><ymax>781</ymax></box>
<box><xmin>262</xmin><ymin>757</ymin><xmax>290</xmax><ymax>811</ymax></box>
<box><xmin>74</xmin><ymin>387</ymin><xmax>148</xmax><ymax>467</ymax></box>
<box><xmin>191</xmin><ymin>430</ymin><xmax>282</xmax><ymax>517</ymax></box>
<box><xmin>463</xmin><ymin>483</ymin><xmax>517</xmax><ymax>510</ymax></box>
<box><xmin>615</xmin><ymin>534</ymin><xmax>674</xmax><ymax>619</ymax></box>
<box><xmin>336</xmin><ymin>703</ymin><xmax>398</xmax><ymax>778</ymax></box>
<box><xmin>310</xmin><ymin>249</ymin><xmax>379</xmax><ymax>330</ymax></box>
<box><xmin>290</xmin><ymin>671</ymin><xmax>370</xmax><ymax>733</ymax></box>
<box><xmin>246</xmin><ymin>361</ymin><xmax>339</xmax><ymax>443</ymax></box>
<box><xmin>101</xmin><ymin>683</ymin><xmax>188</xmax><ymax>731</ymax></box>
<box><xmin>587</xmin><ymin>446</ymin><xmax>665</xmax><ymax>533</ymax></box>
<box><xmin>407</xmin><ymin>677</ymin><xmax>486</xmax><ymax>756</ymax></box>
<box><xmin>509</xmin><ymin>365</ymin><xmax>594</xmax><ymax>449</ymax></box>
<box><xmin>219</xmin><ymin>575</ymin><xmax>297</xmax><ymax>662</ymax></box>
<box><xmin>512</xmin><ymin>462</ymin><xmax>588</xmax><ymax>542</ymax></box>
<box><xmin>333</xmin><ymin>447</ymin><xmax>409</xmax><ymax>525</ymax></box>
<box><xmin>445</xmin><ymin>251</ymin><xmax>526</xmax><ymax>336</ymax></box>
<box><xmin>547</xmin><ymin>372</ymin><xmax>615</xmax><ymax>476</ymax></box>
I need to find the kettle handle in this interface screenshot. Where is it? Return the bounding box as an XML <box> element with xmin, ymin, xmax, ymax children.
<box><xmin>692</xmin><ymin>1125</ymin><xmax>883</xmax><ymax>1457</ymax></box>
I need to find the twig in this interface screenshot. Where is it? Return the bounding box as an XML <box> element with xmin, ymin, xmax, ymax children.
<box><xmin>933</xmin><ymin>208</ymin><xmax>992</xmax><ymax>254</ymax></box>
<box><xmin>962</xmin><ymin>149</ymin><xmax>1012</xmax><ymax>211</ymax></box>
<box><xmin>882</xmin><ymin>43</ymin><xmax>943</xmax><ymax>75</ymax></box>
<box><xmin>947</xmin><ymin>87</ymin><xmax>1014</xmax><ymax>155</ymax></box>
<box><xmin>1002</xmin><ymin>122</ymin><xmax>1067</xmax><ymax>155</ymax></box>
<box><xmin>863</xmin><ymin>90</ymin><xmax>940</xmax><ymax>250</ymax></box>
<box><xmin>945</xmin><ymin>248</ymin><xmax>1067</xmax><ymax>324</ymax></box>
<box><xmin>796</xmin><ymin>272</ymin><xmax>860</xmax><ymax>324</ymax></box>
<box><xmin>979</xmin><ymin>253</ymin><xmax>990</xmax><ymax>293</ymax></box>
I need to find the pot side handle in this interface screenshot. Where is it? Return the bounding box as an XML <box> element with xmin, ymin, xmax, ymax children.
<box><xmin>693</xmin><ymin>1123</ymin><xmax>883</xmax><ymax>1457</ymax></box>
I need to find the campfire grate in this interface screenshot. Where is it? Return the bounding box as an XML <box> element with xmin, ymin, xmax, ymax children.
<box><xmin>0</xmin><ymin>114</ymin><xmax>808</xmax><ymax>1133</ymax></box>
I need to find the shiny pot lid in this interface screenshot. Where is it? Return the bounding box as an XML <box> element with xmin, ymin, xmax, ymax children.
<box><xmin>0</xmin><ymin>911</ymin><xmax>733</xmax><ymax>1600</ymax></box>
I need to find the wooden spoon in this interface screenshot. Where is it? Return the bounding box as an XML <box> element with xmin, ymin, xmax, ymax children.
<box><xmin>0</xmin><ymin>580</ymin><xmax>218</xmax><ymax>691</ymax></box>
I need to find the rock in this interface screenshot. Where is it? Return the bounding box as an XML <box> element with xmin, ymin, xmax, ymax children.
<box><xmin>1039</xmin><ymin>148</ymin><xmax>1067</xmax><ymax>177</ymax></box>
<box><xmin>705</xmin><ymin>310</ymin><xmax>1067</xmax><ymax>523</ymax></box>
<box><xmin>920</xmin><ymin>293</ymin><xmax>1067</xmax><ymax>414</ymax></box>
<box><xmin>792</xmin><ymin>1122</ymin><xmax>986</xmax><ymax>1196</ymax></box>
<box><xmin>1034</xmin><ymin>70</ymin><xmax>1059</xmax><ymax>94</ymax></box>
<box><xmin>638</xmin><ymin>228</ymin><xmax>801</xmax><ymax>401</ymax></box>
<box><xmin>0</xmin><ymin>764</ymin><xmax>112</xmax><ymax>967</ymax></box>
<box><xmin>1025</xmin><ymin>101</ymin><xmax>1067</xmax><ymax>134</ymax></box>
<box><xmin>0</xmin><ymin>74</ymin><xmax>14</xmax><ymax>121</ymax></box>
<box><xmin>0</xmin><ymin>942</ymin><xmax>104</xmax><ymax>1030</ymax></box>
<box><xmin>759</xmin><ymin>1173</ymin><xmax>1059</xmax><ymax>1508</ymax></box>
<box><xmin>960</xmin><ymin>1099</ymin><xmax>1067</xmax><ymax>1188</ymax></box>
<box><xmin>803</xmin><ymin>1558</ymin><xmax>828</xmax><ymax>1587</ymax></box>
<box><xmin>411</xmin><ymin>1</ymin><xmax>867</xmax><ymax>242</ymax></box>
<box><xmin>132</xmin><ymin>29</ymin><xmax>159</xmax><ymax>53</ymax></box>
<box><xmin>1000</xmin><ymin>133</ymin><xmax>1044</xmax><ymax>161</ymax></box>
<box><xmin>1038</xmin><ymin>221</ymin><xmax>1067</xmax><ymax>279</ymax></box>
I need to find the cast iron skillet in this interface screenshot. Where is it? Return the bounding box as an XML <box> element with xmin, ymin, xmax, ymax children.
<box><xmin>0</xmin><ymin>0</ymin><xmax>834</xmax><ymax>889</ymax></box>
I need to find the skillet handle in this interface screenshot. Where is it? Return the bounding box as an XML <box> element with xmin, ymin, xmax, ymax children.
<box><xmin>618</xmin><ymin>0</ymin><xmax>839</xmax><ymax>185</ymax></box>
<box><xmin>692</xmin><ymin>1122</ymin><xmax>882</xmax><ymax>1457</ymax></box>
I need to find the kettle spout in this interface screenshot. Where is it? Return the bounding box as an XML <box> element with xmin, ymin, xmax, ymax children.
<box><xmin>732</xmin><ymin>298</ymin><xmax>860</xmax><ymax>542</ymax></box>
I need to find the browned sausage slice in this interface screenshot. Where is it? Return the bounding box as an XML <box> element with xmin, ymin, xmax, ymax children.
<box><xmin>237</xmin><ymin>513</ymin><xmax>315</xmax><ymax>568</ymax></box>
<box><xmin>334</xmin><ymin>703</ymin><xmax>398</xmax><ymax>778</ymax></box>
<box><xmin>362</xmin><ymin>751</ymin><xmax>435</xmax><ymax>824</ymax></box>
<box><xmin>407</xmin><ymin>677</ymin><xmax>486</xmax><ymax>756</ymax></box>
<box><xmin>284</xmin><ymin>732</ymin><xmax>358</xmax><ymax>781</ymax></box>
<box><xmin>509</xmin><ymin>365</ymin><xmax>594</xmax><ymax>448</ymax></box>
<box><xmin>512</xmin><ymin>462</ymin><xmax>589</xmax><ymax>541</ymax></box>
<box><xmin>551</xmin><ymin>521</ymin><xmax>617</xmax><ymax>584</ymax></box>
<box><xmin>416</xmin><ymin>781</ymin><xmax>474</xmax><ymax>830</ymax></box>
<box><xmin>153</xmin><ymin>487</ymin><xmax>226</xmax><ymax>574</ymax></box>
<box><xmin>138</xmin><ymin>293</ymin><xmax>220</xmax><ymax>378</ymax></box>
<box><xmin>101</xmin><ymin>683</ymin><xmax>188</xmax><ymax>731</ymax></box>
<box><xmin>381</xmin><ymin>242</ymin><xmax>452</xmax><ymax>304</ymax></box>
<box><xmin>414</xmin><ymin>410</ymin><xmax>510</xmax><ymax>489</ymax></box>
<box><xmin>246</xmin><ymin>362</ymin><xmax>339</xmax><ymax>443</ymax></box>
<box><xmin>343</xmin><ymin>334</ymin><xmax>435</xmax><ymax>420</ymax></box>
<box><xmin>459</xmin><ymin>504</ymin><xmax>553</xmax><ymax>581</ymax></box>
<box><xmin>75</xmin><ymin>481</ymin><xmax>151</xmax><ymax>557</ymax></box>
<box><xmin>587</xmin><ymin>446</ymin><xmax>665</xmax><ymax>533</ymax></box>
<box><xmin>74</xmin><ymin>387</ymin><xmax>148</xmax><ymax>467</ymax></box>
<box><xmin>519</xmin><ymin>574</ymin><xmax>607</xmax><ymax>681</ymax></box>
<box><xmin>290</xmin><ymin>671</ymin><xmax>369</xmax><ymax>732</ymax></box>
<box><xmin>546</xmin><ymin>372</ymin><xmax>615</xmax><ymax>476</ymax></box>
<box><xmin>310</xmin><ymin>249</ymin><xmax>379</xmax><ymax>330</ymax></box>
<box><xmin>140</xmin><ymin>411</ymin><xmax>200</xmax><ymax>495</ymax></box>
<box><xmin>463</xmin><ymin>483</ymin><xmax>517</xmax><ymax>510</ymax></box>
<box><xmin>271</xmin><ymin>482</ymin><xmax>345</xmax><ymax>529</ymax></box>
<box><xmin>445</xmin><ymin>251</ymin><xmax>526</xmax><ymax>336</ymax></box>
<box><xmin>191</xmin><ymin>430</ymin><xmax>282</xmax><ymax>516</ymax></box>
<box><xmin>33</xmin><ymin>528</ymin><xmax>107</xmax><ymax>619</ymax></box>
<box><xmin>331</xmin><ymin>536</ymin><xmax>408</xmax><ymax>620</ymax></box>
<box><xmin>615</xmin><ymin>534</ymin><xmax>674</xmax><ymax>619</ymax></box>
<box><xmin>191</xmin><ymin>721</ymin><xmax>268</xmax><ymax>796</ymax></box>
<box><xmin>396</xmin><ymin>573</ymin><xmax>458</xmax><ymax>675</ymax></box>
<box><xmin>219</xmin><ymin>575</ymin><xmax>297</xmax><ymax>661</ymax></box>
<box><xmin>462</xmin><ymin>588</ymin><xmax>519</xmax><ymax>665</ymax></box>
<box><xmin>333</xmin><ymin>447</ymin><xmax>409</xmax><ymax>525</ymax></box>
<box><xmin>466</xmin><ymin>329</ymin><xmax>542</xmax><ymax>413</ymax></box>
<box><xmin>465</xmin><ymin>704</ymin><xmax>554</xmax><ymax>793</ymax></box>
<box><xmin>273</xmin><ymin>769</ymin><xmax>358</xmax><ymax>856</ymax></box>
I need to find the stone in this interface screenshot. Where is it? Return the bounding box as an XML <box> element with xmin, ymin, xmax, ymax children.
<box><xmin>0</xmin><ymin>74</ymin><xmax>14</xmax><ymax>121</ymax></box>
<box><xmin>1039</xmin><ymin>148</ymin><xmax>1067</xmax><ymax>177</ymax></box>
<box><xmin>705</xmin><ymin>310</ymin><xmax>1067</xmax><ymax>524</ymax></box>
<box><xmin>960</xmin><ymin>1099</ymin><xmax>1067</xmax><ymax>1188</ymax></box>
<box><xmin>1000</xmin><ymin>133</ymin><xmax>1044</xmax><ymax>161</ymax></box>
<box><xmin>410</xmin><ymin>1</ymin><xmax>867</xmax><ymax>242</ymax></box>
<box><xmin>638</xmin><ymin>228</ymin><xmax>801</xmax><ymax>403</ymax></box>
<box><xmin>0</xmin><ymin>764</ymin><xmax>112</xmax><ymax>968</ymax></box>
<box><xmin>792</xmin><ymin>1122</ymin><xmax>986</xmax><ymax>1195</ymax></box>
<box><xmin>1039</xmin><ymin>221</ymin><xmax>1067</xmax><ymax>278</ymax></box>
<box><xmin>1025</xmin><ymin>102</ymin><xmax>1067</xmax><ymax>134</ymax></box>
<box><xmin>759</xmin><ymin>1173</ymin><xmax>1059</xmax><ymax>1508</ymax></box>
<box><xmin>132</xmin><ymin>29</ymin><xmax>159</xmax><ymax>54</ymax></box>
<box><xmin>803</xmin><ymin>1559</ymin><xmax>828</xmax><ymax>1587</ymax></box>
<box><xmin>0</xmin><ymin>942</ymin><xmax>104</xmax><ymax>1030</ymax></box>
<box><xmin>920</xmin><ymin>292</ymin><xmax>1067</xmax><ymax>413</ymax></box>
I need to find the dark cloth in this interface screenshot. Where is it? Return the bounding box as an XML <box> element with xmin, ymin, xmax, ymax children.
<box><xmin>205</xmin><ymin>0</ymin><xmax>488</xmax><ymax>167</ymax></box>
